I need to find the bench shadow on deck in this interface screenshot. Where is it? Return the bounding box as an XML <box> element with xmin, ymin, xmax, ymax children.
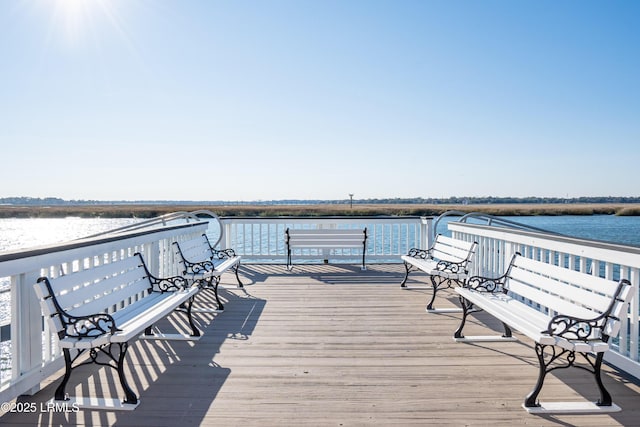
<box><xmin>2</xmin><ymin>264</ymin><xmax>640</xmax><ymax>426</ymax></box>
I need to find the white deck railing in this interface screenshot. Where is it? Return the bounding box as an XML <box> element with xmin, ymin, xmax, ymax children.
<box><xmin>0</xmin><ymin>222</ymin><xmax>208</xmax><ymax>405</ymax></box>
<box><xmin>219</xmin><ymin>216</ymin><xmax>431</xmax><ymax>263</ymax></box>
<box><xmin>449</xmin><ymin>221</ymin><xmax>640</xmax><ymax>380</ymax></box>
<box><xmin>1</xmin><ymin>213</ymin><xmax>639</xmax><ymax>406</ymax></box>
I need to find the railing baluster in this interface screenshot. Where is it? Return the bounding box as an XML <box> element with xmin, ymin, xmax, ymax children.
<box><xmin>218</xmin><ymin>216</ymin><xmax>426</xmax><ymax>263</ymax></box>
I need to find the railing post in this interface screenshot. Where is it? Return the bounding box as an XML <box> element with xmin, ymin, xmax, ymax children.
<box><xmin>223</xmin><ymin>221</ymin><xmax>232</xmax><ymax>250</ymax></box>
<box><xmin>143</xmin><ymin>241</ymin><xmax>161</xmax><ymax>276</ymax></box>
<box><xmin>12</xmin><ymin>271</ymin><xmax>42</xmax><ymax>395</ymax></box>
<box><xmin>420</xmin><ymin>216</ymin><xmax>433</xmax><ymax>249</ymax></box>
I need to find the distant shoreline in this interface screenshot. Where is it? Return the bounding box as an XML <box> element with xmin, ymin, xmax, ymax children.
<box><xmin>1</xmin><ymin>203</ymin><xmax>639</xmax><ymax>218</ymax></box>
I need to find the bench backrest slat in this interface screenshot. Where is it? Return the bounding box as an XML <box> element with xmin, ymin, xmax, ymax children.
<box><xmin>175</xmin><ymin>235</ymin><xmax>211</xmax><ymax>263</ymax></box>
<box><xmin>38</xmin><ymin>297</ymin><xmax>59</xmax><ymax>318</ymax></box>
<box><xmin>287</xmin><ymin>229</ymin><xmax>366</xmax><ymax>243</ymax></box>
<box><xmin>54</xmin><ymin>267</ymin><xmax>147</xmax><ymax>314</ymax></box>
<box><xmin>508</xmin><ymin>267</ymin><xmax>615</xmax><ymax>315</ymax></box>
<box><xmin>434</xmin><ymin>235</ymin><xmax>476</xmax><ymax>252</ymax></box>
<box><xmin>514</xmin><ymin>256</ymin><xmax>621</xmax><ymax>297</ymax></box>
<box><xmin>67</xmin><ymin>275</ymin><xmax>150</xmax><ymax>318</ymax></box>
<box><xmin>506</xmin><ymin>277</ymin><xmax>602</xmax><ymax>321</ymax></box>
<box><xmin>34</xmin><ymin>256</ymin><xmax>141</xmax><ymax>310</ymax></box>
<box><xmin>287</xmin><ymin>229</ymin><xmax>364</xmax><ymax>236</ymax></box>
<box><xmin>286</xmin><ymin>228</ymin><xmax>367</xmax><ymax>249</ymax></box>
<box><xmin>605</xmin><ymin>283</ymin><xmax>634</xmax><ymax>337</ymax></box>
<box><xmin>35</xmin><ymin>255</ymin><xmax>152</xmax><ymax>333</ymax></box>
<box><xmin>431</xmin><ymin>247</ymin><xmax>471</xmax><ymax>263</ymax></box>
<box><xmin>504</xmin><ymin>255</ymin><xmax>634</xmax><ymax>340</ymax></box>
<box><xmin>430</xmin><ymin>235</ymin><xmax>476</xmax><ymax>264</ymax></box>
<box><xmin>46</xmin><ymin>256</ymin><xmax>142</xmax><ymax>295</ymax></box>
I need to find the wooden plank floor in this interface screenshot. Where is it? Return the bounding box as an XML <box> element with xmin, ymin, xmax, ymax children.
<box><xmin>2</xmin><ymin>264</ymin><xmax>640</xmax><ymax>426</ymax></box>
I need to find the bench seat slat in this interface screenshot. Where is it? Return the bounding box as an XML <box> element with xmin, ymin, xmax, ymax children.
<box><xmin>401</xmin><ymin>256</ymin><xmax>468</xmax><ymax>279</ymax></box>
<box><xmin>456</xmin><ymin>288</ymin><xmax>609</xmax><ymax>352</ymax></box>
<box><xmin>184</xmin><ymin>257</ymin><xmax>241</xmax><ymax>279</ymax></box>
<box><xmin>58</xmin><ymin>287</ymin><xmax>199</xmax><ymax>348</ymax></box>
<box><xmin>109</xmin><ymin>287</ymin><xmax>198</xmax><ymax>343</ymax></box>
<box><xmin>457</xmin><ymin>288</ymin><xmax>554</xmax><ymax>343</ymax></box>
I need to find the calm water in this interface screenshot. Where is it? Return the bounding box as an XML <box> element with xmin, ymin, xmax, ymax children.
<box><xmin>0</xmin><ymin>217</ymin><xmax>141</xmax><ymax>253</ymax></box>
<box><xmin>436</xmin><ymin>215</ymin><xmax>640</xmax><ymax>247</ymax></box>
<box><xmin>1</xmin><ymin>215</ymin><xmax>640</xmax><ymax>254</ymax></box>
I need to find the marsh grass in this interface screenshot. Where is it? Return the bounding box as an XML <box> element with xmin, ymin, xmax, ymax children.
<box><xmin>0</xmin><ymin>203</ymin><xmax>639</xmax><ymax>218</ymax></box>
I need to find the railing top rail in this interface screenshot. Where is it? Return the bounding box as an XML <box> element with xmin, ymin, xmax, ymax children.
<box><xmin>434</xmin><ymin>210</ymin><xmax>560</xmax><ymax>236</ymax></box>
<box><xmin>449</xmin><ymin>222</ymin><xmax>640</xmax><ymax>264</ymax></box>
<box><xmin>81</xmin><ymin>210</ymin><xmax>220</xmax><ymax>238</ymax></box>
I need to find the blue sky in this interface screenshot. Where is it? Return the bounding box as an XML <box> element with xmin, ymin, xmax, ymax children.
<box><xmin>1</xmin><ymin>0</ymin><xmax>638</xmax><ymax>201</ymax></box>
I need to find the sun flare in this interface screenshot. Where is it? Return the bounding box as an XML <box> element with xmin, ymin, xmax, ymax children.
<box><xmin>48</xmin><ymin>0</ymin><xmax>123</xmax><ymax>48</ymax></box>
<box><xmin>54</xmin><ymin>0</ymin><xmax>92</xmax><ymax>44</ymax></box>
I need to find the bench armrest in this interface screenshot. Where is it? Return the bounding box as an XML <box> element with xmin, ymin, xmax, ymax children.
<box><xmin>135</xmin><ymin>253</ymin><xmax>191</xmax><ymax>292</ymax></box>
<box><xmin>211</xmin><ymin>248</ymin><xmax>237</xmax><ymax>259</ymax></box>
<box><xmin>406</xmin><ymin>247</ymin><xmax>433</xmax><ymax>260</ymax></box>
<box><xmin>37</xmin><ymin>277</ymin><xmax>120</xmax><ymax>339</ymax></box>
<box><xmin>545</xmin><ymin>314</ymin><xmax>606</xmax><ymax>341</ymax></box>
<box><xmin>545</xmin><ymin>279</ymin><xmax>631</xmax><ymax>342</ymax></box>
<box><xmin>464</xmin><ymin>274</ymin><xmax>507</xmax><ymax>293</ymax></box>
<box><xmin>435</xmin><ymin>259</ymin><xmax>467</xmax><ymax>274</ymax></box>
<box><xmin>202</xmin><ymin>233</ymin><xmax>237</xmax><ymax>258</ymax></box>
<box><xmin>183</xmin><ymin>259</ymin><xmax>215</xmax><ymax>275</ymax></box>
<box><xmin>64</xmin><ymin>312</ymin><xmax>120</xmax><ymax>339</ymax></box>
<box><xmin>147</xmin><ymin>274</ymin><xmax>190</xmax><ymax>293</ymax></box>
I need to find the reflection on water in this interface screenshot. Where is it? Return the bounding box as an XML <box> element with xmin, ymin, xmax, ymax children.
<box><xmin>0</xmin><ymin>217</ymin><xmax>141</xmax><ymax>253</ymax></box>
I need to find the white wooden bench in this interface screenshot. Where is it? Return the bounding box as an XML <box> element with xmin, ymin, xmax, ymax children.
<box><xmin>454</xmin><ymin>254</ymin><xmax>634</xmax><ymax>414</ymax></box>
<box><xmin>400</xmin><ymin>234</ymin><xmax>477</xmax><ymax>312</ymax></box>
<box><xmin>173</xmin><ymin>233</ymin><xmax>243</xmax><ymax>311</ymax></box>
<box><xmin>33</xmin><ymin>253</ymin><xmax>201</xmax><ymax>410</ymax></box>
<box><xmin>285</xmin><ymin>227</ymin><xmax>368</xmax><ymax>271</ymax></box>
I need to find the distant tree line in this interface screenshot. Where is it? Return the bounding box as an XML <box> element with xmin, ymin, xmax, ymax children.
<box><xmin>361</xmin><ymin>196</ymin><xmax>640</xmax><ymax>205</ymax></box>
<box><xmin>2</xmin><ymin>196</ymin><xmax>640</xmax><ymax>206</ymax></box>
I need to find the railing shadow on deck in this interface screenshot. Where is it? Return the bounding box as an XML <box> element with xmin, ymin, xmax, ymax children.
<box><xmin>2</xmin><ymin>284</ymin><xmax>266</xmax><ymax>426</ymax></box>
<box><xmin>459</xmin><ymin>325</ymin><xmax>640</xmax><ymax>424</ymax></box>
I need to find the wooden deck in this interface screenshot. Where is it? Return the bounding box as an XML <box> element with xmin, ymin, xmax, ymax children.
<box><xmin>2</xmin><ymin>264</ymin><xmax>640</xmax><ymax>426</ymax></box>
